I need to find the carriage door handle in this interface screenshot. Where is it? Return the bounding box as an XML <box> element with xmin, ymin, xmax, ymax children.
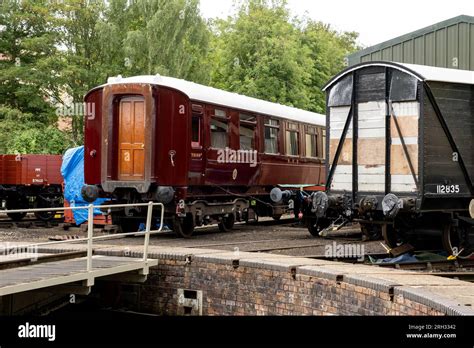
<box><xmin>169</xmin><ymin>150</ymin><xmax>176</xmax><ymax>167</ymax></box>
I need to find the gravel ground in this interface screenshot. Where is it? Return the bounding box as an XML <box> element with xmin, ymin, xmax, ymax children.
<box><xmin>0</xmin><ymin>215</ymin><xmax>387</xmax><ymax>257</ymax></box>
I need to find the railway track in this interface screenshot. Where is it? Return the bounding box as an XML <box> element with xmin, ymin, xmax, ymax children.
<box><xmin>306</xmin><ymin>252</ymin><xmax>474</xmax><ymax>282</ymax></box>
<box><xmin>0</xmin><ymin>215</ymin><xmax>64</xmax><ymax>228</ymax></box>
<box><xmin>375</xmin><ymin>258</ymin><xmax>474</xmax><ymax>282</ymax></box>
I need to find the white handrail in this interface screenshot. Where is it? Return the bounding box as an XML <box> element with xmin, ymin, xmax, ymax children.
<box><xmin>0</xmin><ymin>202</ymin><xmax>165</xmax><ymax>272</ymax></box>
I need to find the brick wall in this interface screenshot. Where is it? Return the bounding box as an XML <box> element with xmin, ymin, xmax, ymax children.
<box><xmin>132</xmin><ymin>259</ymin><xmax>450</xmax><ymax>316</ymax></box>
<box><xmin>37</xmin><ymin>245</ymin><xmax>474</xmax><ymax>316</ymax></box>
<box><xmin>111</xmin><ymin>254</ymin><xmax>468</xmax><ymax>316</ymax></box>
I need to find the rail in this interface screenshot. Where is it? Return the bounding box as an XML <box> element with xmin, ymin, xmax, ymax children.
<box><xmin>0</xmin><ymin>202</ymin><xmax>164</xmax><ymax>270</ymax></box>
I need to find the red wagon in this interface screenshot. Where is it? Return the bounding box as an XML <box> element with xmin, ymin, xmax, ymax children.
<box><xmin>0</xmin><ymin>154</ymin><xmax>63</xmax><ymax>221</ymax></box>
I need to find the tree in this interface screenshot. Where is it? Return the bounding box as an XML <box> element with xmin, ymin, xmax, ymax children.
<box><xmin>0</xmin><ymin>105</ymin><xmax>73</xmax><ymax>154</ymax></box>
<box><xmin>302</xmin><ymin>20</ymin><xmax>359</xmax><ymax>113</ymax></box>
<box><xmin>209</xmin><ymin>0</ymin><xmax>312</xmax><ymax>109</ymax></box>
<box><xmin>55</xmin><ymin>0</ymin><xmax>107</xmax><ymax>144</ymax></box>
<box><xmin>0</xmin><ymin>0</ymin><xmax>72</xmax><ymax>154</ymax></box>
<box><xmin>0</xmin><ymin>0</ymin><xmax>62</xmax><ymax>123</ymax></box>
<box><xmin>54</xmin><ymin>0</ymin><xmax>212</xmax><ymax>143</ymax></box>
<box><xmin>123</xmin><ymin>0</ymin><xmax>211</xmax><ymax>83</ymax></box>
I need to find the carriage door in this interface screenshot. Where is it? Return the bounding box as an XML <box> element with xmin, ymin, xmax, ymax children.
<box><xmin>118</xmin><ymin>97</ymin><xmax>146</xmax><ymax>181</ymax></box>
<box><xmin>356</xmin><ymin>71</ymin><xmax>386</xmax><ymax>195</ymax></box>
<box><xmin>189</xmin><ymin>104</ymin><xmax>205</xmax><ymax>182</ymax></box>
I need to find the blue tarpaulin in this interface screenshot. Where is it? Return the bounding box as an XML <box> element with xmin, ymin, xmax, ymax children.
<box><xmin>374</xmin><ymin>253</ymin><xmax>418</xmax><ymax>264</ymax></box>
<box><xmin>61</xmin><ymin>146</ymin><xmax>106</xmax><ymax>225</ymax></box>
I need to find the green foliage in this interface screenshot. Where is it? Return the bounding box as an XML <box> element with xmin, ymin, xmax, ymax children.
<box><xmin>302</xmin><ymin>21</ymin><xmax>359</xmax><ymax>113</ymax></box>
<box><xmin>0</xmin><ymin>105</ymin><xmax>73</xmax><ymax>154</ymax></box>
<box><xmin>209</xmin><ymin>0</ymin><xmax>359</xmax><ymax>113</ymax></box>
<box><xmin>123</xmin><ymin>0</ymin><xmax>211</xmax><ymax>82</ymax></box>
<box><xmin>5</xmin><ymin>126</ymin><xmax>72</xmax><ymax>155</ymax></box>
<box><xmin>0</xmin><ymin>0</ymin><xmax>61</xmax><ymax>123</ymax></box>
<box><xmin>209</xmin><ymin>0</ymin><xmax>312</xmax><ymax>109</ymax></box>
<box><xmin>0</xmin><ymin>0</ymin><xmax>360</xmax><ymax>155</ymax></box>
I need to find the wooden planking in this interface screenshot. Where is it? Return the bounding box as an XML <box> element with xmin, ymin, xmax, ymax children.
<box><xmin>359</xmin><ymin>172</ymin><xmax>385</xmax><ymax>184</ymax></box>
<box><xmin>358</xmin><ymin>101</ymin><xmax>385</xmax><ymax>119</ymax></box>
<box><xmin>359</xmin><ymin>182</ymin><xmax>385</xmax><ymax>192</ymax></box>
<box><xmin>391</xmin><ymin>144</ymin><xmax>419</xmax><ymax>175</ymax></box>
<box><xmin>390</xmin><ymin>102</ymin><xmax>419</xmax><ymax>191</ymax></box>
<box><xmin>359</xmin><ymin>127</ymin><xmax>385</xmax><ymax>138</ymax></box>
<box><xmin>329</xmin><ymin>106</ymin><xmax>352</xmax><ymax>139</ymax></box>
<box><xmin>331</xmin><ymin>182</ymin><xmax>352</xmax><ymax>191</ymax></box>
<box><xmin>358</xmin><ymin>102</ymin><xmax>385</xmax><ymax>138</ymax></box>
<box><xmin>357</xmin><ymin>138</ymin><xmax>385</xmax><ymax>165</ymax></box>
<box><xmin>391</xmin><ymin>175</ymin><xmax>417</xmax><ymax>192</ymax></box>
<box><xmin>392</xmin><ymin>175</ymin><xmax>418</xmax><ymax>184</ymax></box>
<box><xmin>391</xmin><ymin>137</ymin><xmax>418</xmax><ymax>145</ymax></box>
<box><xmin>391</xmin><ymin>101</ymin><xmax>419</xmax><ymax>117</ymax></box>
<box><xmin>331</xmin><ymin>164</ymin><xmax>352</xmax><ymax>191</ymax></box>
<box><xmin>329</xmin><ymin>105</ymin><xmax>353</xmax><ymax>195</ymax></box>
<box><xmin>358</xmin><ymin>165</ymin><xmax>384</xmax><ymax>175</ymax></box>
<box><xmin>357</xmin><ymin>101</ymin><xmax>386</xmax><ymax>192</ymax></box>
<box><xmin>118</xmin><ymin>97</ymin><xmax>146</xmax><ymax>181</ymax></box>
<box><xmin>390</xmin><ymin>117</ymin><xmax>418</xmax><ymax>138</ymax></box>
<box><xmin>330</xmin><ymin>139</ymin><xmax>352</xmax><ymax>165</ymax></box>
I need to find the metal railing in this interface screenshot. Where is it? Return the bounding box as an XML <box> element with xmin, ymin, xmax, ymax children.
<box><xmin>0</xmin><ymin>202</ymin><xmax>164</xmax><ymax>271</ymax></box>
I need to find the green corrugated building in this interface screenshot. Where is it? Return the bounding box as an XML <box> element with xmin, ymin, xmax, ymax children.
<box><xmin>347</xmin><ymin>15</ymin><xmax>474</xmax><ymax>70</ymax></box>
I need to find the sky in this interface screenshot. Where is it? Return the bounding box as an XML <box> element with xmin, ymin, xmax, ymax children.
<box><xmin>200</xmin><ymin>0</ymin><xmax>474</xmax><ymax>47</ymax></box>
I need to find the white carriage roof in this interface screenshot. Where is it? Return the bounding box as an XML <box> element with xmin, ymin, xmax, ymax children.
<box><xmin>94</xmin><ymin>75</ymin><xmax>325</xmax><ymax>126</ymax></box>
<box><xmin>323</xmin><ymin>62</ymin><xmax>474</xmax><ymax>91</ymax></box>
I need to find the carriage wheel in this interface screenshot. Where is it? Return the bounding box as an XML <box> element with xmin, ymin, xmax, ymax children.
<box><xmin>360</xmin><ymin>223</ymin><xmax>382</xmax><ymax>241</ymax></box>
<box><xmin>6</xmin><ymin>197</ymin><xmax>28</xmax><ymax>221</ymax></box>
<box><xmin>381</xmin><ymin>223</ymin><xmax>406</xmax><ymax>249</ymax></box>
<box><xmin>218</xmin><ymin>214</ymin><xmax>235</xmax><ymax>232</ymax></box>
<box><xmin>172</xmin><ymin>214</ymin><xmax>195</xmax><ymax>238</ymax></box>
<box><xmin>307</xmin><ymin>218</ymin><xmax>330</xmax><ymax>237</ymax></box>
<box><xmin>34</xmin><ymin>196</ymin><xmax>58</xmax><ymax>221</ymax></box>
<box><xmin>442</xmin><ymin>222</ymin><xmax>473</xmax><ymax>259</ymax></box>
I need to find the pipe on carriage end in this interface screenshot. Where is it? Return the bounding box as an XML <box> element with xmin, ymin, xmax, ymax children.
<box><xmin>359</xmin><ymin>195</ymin><xmax>378</xmax><ymax>213</ymax></box>
<box><xmin>81</xmin><ymin>185</ymin><xmax>100</xmax><ymax>203</ymax></box>
<box><xmin>382</xmin><ymin>193</ymin><xmax>416</xmax><ymax>218</ymax></box>
<box><xmin>310</xmin><ymin>191</ymin><xmax>345</xmax><ymax>218</ymax></box>
<box><xmin>270</xmin><ymin>187</ymin><xmax>292</xmax><ymax>203</ymax></box>
<box><xmin>153</xmin><ymin>186</ymin><xmax>175</xmax><ymax>205</ymax></box>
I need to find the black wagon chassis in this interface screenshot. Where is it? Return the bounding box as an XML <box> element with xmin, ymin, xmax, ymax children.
<box><xmin>306</xmin><ymin>61</ymin><xmax>474</xmax><ymax>257</ymax></box>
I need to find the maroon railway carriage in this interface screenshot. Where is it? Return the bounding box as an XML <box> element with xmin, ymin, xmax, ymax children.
<box><xmin>0</xmin><ymin>154</ymin><xmax>63</xmax><ymax>221</ymax></box>
<box><xmin>82</xmin><ymin>75</ymin><xmax>326</xmax><ymax>237</ymax></box>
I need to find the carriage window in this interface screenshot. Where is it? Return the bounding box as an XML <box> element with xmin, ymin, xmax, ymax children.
<box><xmin>328</xmin><ymin>74</ymin><xmax>353</xmax><ymax>107</ymax></box>
<box><xmin>191</xmin><ymin>115</ymin><xmax>201</xmax><ymax>147</ymax></box>
<box><xmin>286</xmin><ymin>123</ymin><xmax>299</xmax><ymax>156</ymax></box>
<box><xmin>389</xmin><ymin>70</ymin><xmax>418</xmax><ymax>101</ymax></box>
<box><xmin>264</xmin><ymin>119</ymin><xmax>279</xmax><ymax>154</ymax></box>
<box><xmin>239</xmin><ymin>113</ymin><xmax>256</xmax><ymax>150</ymax></box>
<box><xmin>214</xmin><ymin>109</ymin><xmax>226</xmax><ymax>117</ymax></box>
<box><xmin>305</xmin><ymin>126</ymin><xmax>318</xmax><ymax>158</ymax></box>
<box><xmin>210</xmin><ymin>117</ymin><xmax>228</xmax><ymax>148</ymax></box>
